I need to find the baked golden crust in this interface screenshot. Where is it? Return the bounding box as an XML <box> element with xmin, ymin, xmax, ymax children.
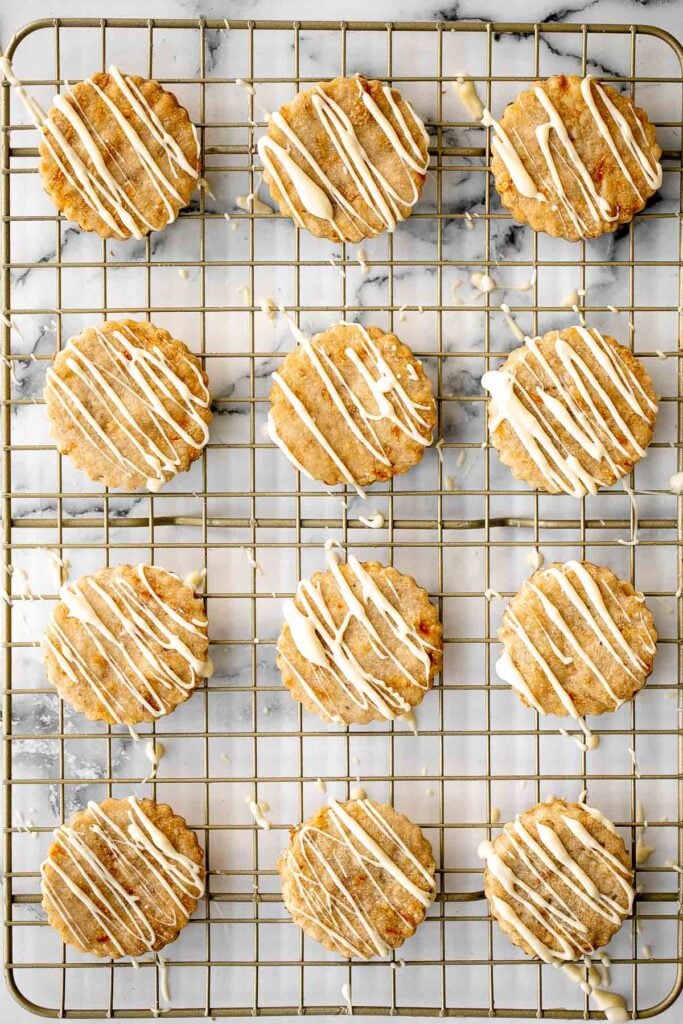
<box><xmin>39</xmin><ymin>70</ymin><xmax>200</xmax><ymax>239</ymax></box>
<box><xmin>45</xmin><ymin>319</ymin><xmax>212</xmax><ymax>491</ymax></box>
<box><xmin>43</xmin><ymin>563</ymin><xmax>210</xmax><ymax>726</ymax></box>
<box><xmin>277</xmin><ymin>559</ymin><xmax>442</xmax><ymax>725</ymax></box>
<box><xmin>269</xmin><ymin>322</ymin><xmax>435</xmax><ymax>488</ymax></box>
<box><xmin>279</xmin><ymin>799</ymin><xmax>435</xmax><ymax>958</ymax></box>
<box><xmin>260</xmin><ymin>75</ymin><xmax>428</xmax><ymax>242</ymax></box>
<box><xmin>490</xmin><ymin>75</ymin><xmax>661</xmax><ymax>241</ymax></box>
<box><xmin>41</xmin><ymin>797</ymin><xmax>204</xmax><ymax>958</ymax></box>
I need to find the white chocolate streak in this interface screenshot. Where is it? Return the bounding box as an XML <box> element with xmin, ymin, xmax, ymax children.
<box><xmin>284</xmin><ymin>797</ymin><xmax>434</xmax><ymax>959</ymax></box>
<box><xmin>41</xmin><ymin>796</ymin><xmax>204</xmax><ymax>957</ymax></box>
<box><xmin>45</xmin><ymin>323</ymin><xmax>210</xmax><ymax>492</ymax></box>
<box><xmin>482</xmin><ymin>326</ymin><xmax>656</xmax><ymax>497</ymax></box>
<box><xmin>478</xmin><ymin>805</ymin><xmax>633</xmax><ymax>963</ymax></box>
<box><xmin>281</xmin><ymin>549</ymin><xmax>437</xmax><ymax>723</ymax></box>
<box><xmin>268</xmin><ymin>319</ymin><xmax>433</xmax><ymax>498</ymax></box>
<box><xmin>44</xmin><ymin>564</ymin><xmax>211</xmax><ymax>725</ymax></box>
<box><xmin>481</xmin><ymin>76</ymin><xmax>660</xmax><ymax>239</ymax></box>
<box><xmin>257</xmin><ymin>78</ymin><xmax>428</xmax><ymax>239</ymax></box>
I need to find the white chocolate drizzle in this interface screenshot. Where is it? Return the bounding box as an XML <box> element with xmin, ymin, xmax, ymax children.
<box><xmin>478</xmin><ymin>803</ymin><xmax>634</xmax><ymax>963</ymax></box>
<box><xmin>257</xmin><ymin>76</ymin><xmax>429</xmax><ymax>239</ymax></box>
<box><xmin>45</xmin><ymin>323</ymin><xmax>211</xmax><ymax>492</ymax></box>
<box><xmin>268</xmin><ymin>319</ymin><xmax>433</xmax><ymax>498</ymax></box>
<box><xmin>482</xmin><ymin>326</ymin><xmax>657</xmax><ymax>497</ymax></box>
<box><xmin>44</xmin><ymin>564</ymin><xmax>211</xmax><ymax>725</ymax></box>
<box><xmin>283</xmin><ymin>797</ymin><xmax>435</xmax><ymax>958</ymax></box>
<box><xmin>497</xmin><ymin>561</ymin><xmax>655</xmax><ymax>749</ymax></box>
<box><xmin>41</xmin><ymin>796</ymin><xmax>204</xmax><ymax>957</ymax></box>
<box><xmin>280</xmin><ymin>549</ymin><xmax>438</xmax><ymax>723</ymax></box>
<box><xmin>482</xmin><ymin>76</ymin><xmax>661</xmax><ymax>239</ymax></box>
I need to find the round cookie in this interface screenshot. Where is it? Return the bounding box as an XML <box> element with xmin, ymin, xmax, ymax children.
<box><xmin>42</xmin><ymin>563</ymin><xmax>212</xmax><ymax>727</ymax></box>
<box><xmin>45</xmin><ymin>319</ymin><xmax>212</xmax><ymax>492</ymax></box>
<box><xmin>257</xmin><ymin>75</ymin><xmax>429</xmax><ymax>242</ymax></box>
<box><xmin>279</xmin><ymin>797</ymin><xmax>435</xmax><ymax>958</ymax></box>
<box><xmin>268</xmin><ymin>320</ymin><xmax>436</xmax><ymax>494</ymax></box>
<box><xmin>479</xmin><ymin>799</ymin><xmax>633</xmax><ymax>962</ymax></box>
<box><xmin>482</xmin><ymin>326</ymin><xmax>657</xmax><ymax>496</ymax></box>
<box><xmin>277</xmin><ymin>548</ymin><xmax>442</xmax><ymax>725</ymax></box>
<box><xmin>41</xmin><ymin>796</ymin><xmax>204</xmax><ymax>958</ymax></box>
<box><xmin>487</xmin><ymin>74</ymin><xmax>661</xmax><ymax>241</ymax></box>
<box><xmin>497</xmin><ymin>560</ymin><xmax>657</xmax><ymax>730</ymax></box>
<box><xmin>39</xmin><ymin>65</ymin><xmax>200</xmax><ymax>239</ymax></box>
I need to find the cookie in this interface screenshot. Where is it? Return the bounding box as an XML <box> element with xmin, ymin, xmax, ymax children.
<box><xmin>486</xmin><ymin>74</ymin><xmax>661</xmax><ymax>241</ymax></box>
<box><xmin>482</xmin><ymin>326</ymin><xmax>657</xmax><ymax>496</ymax></box>
<box><xmin>268</xmin><ymin>320</ymin><xmax>436</xmax><ymax>496</ymax></box>
<box><xmin>39</xmin><ymin>65</ymin><xmax>200</xmax><ymax>239</ymax></box>
<box><xmin>497</xmin><ymin>560</ymin><xmax>657</xmax><ymax>747</ymax></box>
<box><xmin>277</xmin><ymin>547</ymin><xmax>442</xmax><ymax>725</ymax></box>
<box><xmin>42</xmin><ymin>563</ymin><xmax>212</xmax><ymax>727</ymax></box>
<box><xmin>479</xmin><ymin>799</ymin><xmax>633</xmax><ymax>963</ymax></box>
<box><xmin>279</xmin><ymin>797</ymin><xmax>435</xmax><ymax>958</ymax></box>
<box><xmin>41</xmin><ymin>796</ymin><xmax>204</xmax><ymax>958</ymax></box>
<box><xmin>257</xmin><ymin>75</ymin><xmax>429</xmax><ymax>242</ymax></box>
<box><xmin>45</xmin><ymin>319</ymin><xmax>212</xmax><ymax>492</ymax></box>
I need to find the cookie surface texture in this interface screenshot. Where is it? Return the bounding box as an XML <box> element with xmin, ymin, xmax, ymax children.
<box><xmin>268</xmin><ymin>320</ymin><xmax>436</xmax><ymax>494</ymax></box>
<box><xmin>482</xmin><ymin>326</ymin><xmax>657</xmax><ymax>496</ymax></box>
<box><xmin>45</xmin><ymin>319</ymin><xmax>212</xmax><ymax>491</ymax></box>
<box><xmin>43</xmin><ymin>563</ymin><xmax>211</xmax><ymax>726</ymax></box>
<box><xmin>39</xmin><ymin>66</ymin><xmax>200</xmax><ymax>238</ymax></box>
<box><xmin>487</xmin><ymin>74</ymin><xmax>661</xmax><ymax>240</ymax></box>
<box><xmin>480</xmin><ymin>799</ymin><xmax>633</xmax><ymax>961</ymax></box>
<box><xmin>277</xmin><ymin>548</ymin><xmax>442</xmax><ymax>725</ymax></box>
<box><xmin>279</xmin><ymin>797</ymin><xmax>435</xmax><ymax>958</ymax></box>
<box><xmin>41</xmin><ymin>796</ymin><xmax>204</xmax><ymax>958</ymax></box>
<box><xmin>258</xmin><ymin>75</ymin><xmax>429</xmax><ymax>242</ymax></box>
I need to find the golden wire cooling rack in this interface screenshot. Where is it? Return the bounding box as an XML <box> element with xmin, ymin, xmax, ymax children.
<box><xmin>1</xmin><ymin>16</ymin><xmax>682</xmax><ymax>1020</ymax></box>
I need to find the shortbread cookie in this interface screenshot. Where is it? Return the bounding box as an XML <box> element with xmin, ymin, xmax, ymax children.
<box><xmin>277</xmin><ymin>547</ymin><xmax>442</xmax><ymax>725</ymax></box>
<box><xmin>39</xmin><ymin>66</ymin><xmax>200</xmax><ymax>239</ymax></box>
<box><xmin>257</xmin><ymin>75</ymin><xmax>429</xmax><ymax>242</ymax></box>
<box><xmin>43</xmin><ymin>563</ymin><xmax>212</xmax><ymax>727</ymax></box>
<box><xmin>497</xmin><ymin>560</ymin><xmax>657</xmax><ymax>739</ymax></box>
<box><xmin>41</xmin><ymin>796</ymin><xmax>204</xmax><ymax>958</ymax></box>
<box><xmin>482</xmin><ymin>326</ymin><xmax>657</xmax><ymax>496</ymax></box>
<box><xmin>479</xmin><ymin>799</ymin><xmax>633</xmax><ymax>962</ymax></box>
<box><xmin>487</xmin><ymin>74</ymin><xmax>661</xmax><ymax>241</ymax></box>
<box><xmin>45</xmin><ymin>320</ymin><xmax>212</xmax><ymax>491</ymax></box>
<box><xmin>268</xmin><ymin>320</ymin><xmax>435</xmax><ymax>495</ymax></box>
<box><xmin>279</xmin><ymin>797</ymin><xmax>435</xmax><ymax>958</ymax></box>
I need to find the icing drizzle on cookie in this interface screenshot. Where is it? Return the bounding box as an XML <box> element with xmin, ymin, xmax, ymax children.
<box><xmin>41</xmin><ymin>797</ymin><xmax>204</xmax><ymax>957</ymax></box>
<box><xmin>257</xmin><ymin>76</ymin><xmax>429</xmax><ymax>239</ymax></box>
<box><xmin>482</xmin><ymin>76</ymin><xmax>661</xmax><ymax>239</ymax></box>
<box><xmin>45</xmin><ymin>323</ymin><xmax>211</xmax><ymax>492</ymax></box>
<box><xmin>268</xmin><ymin>319</ymin><xmax>433</xmax><ymax>498</ymax></box>
<box><xmin>283</xmin><ymin>797</ymin><xmax>435</xmax><ymax>958</ymax></box>
<box><xmin>280</xmin><ymin>548</ymin><xmax>438</xmax><ymax>723</ymax></box>
<box><xmin>496</xmin><ymin>561</ymin><xmax>655</xmax><ymax>749</ymax></box>
<box><xmin>477</xmin><ymin>804</ymin><xmax>634</xmax><ymax>963</ymax></box>
<box><xmin>43</xmin><ymin>564</ymin><xmax>212</xmax><ymax>725</ymax></box>
<box><xmin>481</xmin><ymin>325</ymin><xmax>657</xmax><ymax>497</ymax></box>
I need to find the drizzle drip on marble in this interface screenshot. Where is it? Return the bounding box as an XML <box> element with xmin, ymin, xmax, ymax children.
<box><xmin>284</xmin><ymin>797</ymin><xmax>435</xmax><ymax>958</ymax></box>
<box><xmin>280</xmin><ymin>548</ymin><xmax>437</xmax><ymax>723</ymax></box>
<box><xmin>268</xmin><ymin>318</ymin><xmax>433</xmax><ymax>499</ymax></box>
<box><xmin>44</xmin><ymin>564</ymin><xmax>212</xmax><ymax>725</ymax></box>
<box><xmin>45</xmin><ymin>323</ymin><xmax>211</xmax><ymax>492</ymax></box>
<box><xmin>482</xmin><ymin>325</ymin><xmax>657</xmax><ymax>497</ymax></box>
<box><xmin>41</xmin><ymin>796</ymin><xmax>204</xmax><ymax>957</ymax></box>
<box><xmin>257</xmin><ymin>76</ymin><xmax>429</xmax><ymax>239</ymax></box>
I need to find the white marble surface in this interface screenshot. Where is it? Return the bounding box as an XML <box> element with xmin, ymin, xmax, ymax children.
<box><xmin>1</xmin><ymin>0</ymin><xmax>682</xmax><ymax>1021</ymax></box>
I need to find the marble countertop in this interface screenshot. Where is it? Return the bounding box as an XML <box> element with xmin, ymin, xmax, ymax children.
<box><xmin>1</xmin><ymin>0</ymin><xmax>682</xmax><ymax>1021</ymax></box>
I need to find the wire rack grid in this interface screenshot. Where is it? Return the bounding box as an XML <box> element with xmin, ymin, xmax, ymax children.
<box><xmin>1</xmin><ymin>15</ymin><xmax>683</xmax><ymax>1021</ymax></box>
